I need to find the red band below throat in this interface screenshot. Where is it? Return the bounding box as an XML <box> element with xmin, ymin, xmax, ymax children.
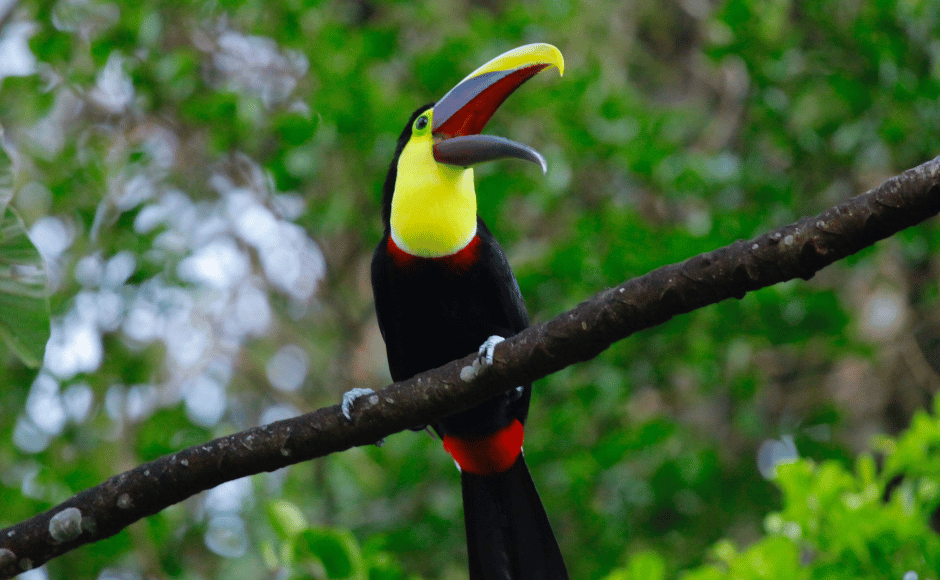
<box><xmin>442</xmin><ymin>419</ymin><xmax>524</xmax><ymax>475</ymax></box>
<box><xmin>387</xmin><ymin>235</ymin><xmax>481</xmax><ymax>274</ymax></box>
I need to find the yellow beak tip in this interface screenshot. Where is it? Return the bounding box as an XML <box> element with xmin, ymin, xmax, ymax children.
<box><xmin>466</xmin><ymin>43</ymin><xmax>566</xmax><ymax>81</ymax></box>
<box><xmin>547</xmin><ymin>45</ymin><xmax>565</xmax><ymax>77</ymax></box>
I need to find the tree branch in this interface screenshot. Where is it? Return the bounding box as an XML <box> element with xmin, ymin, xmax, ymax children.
<box><xmin>2</xmin><ymin>156</ymin><xmax>940</xmax><ymax>578</ymax></box>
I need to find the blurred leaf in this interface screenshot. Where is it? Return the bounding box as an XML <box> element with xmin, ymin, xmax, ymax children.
<box><xmin>296</xmin><ymin>528</ymin><xmax>365</xmax><ymax>580</ymax></box>
<box><xmin>0</xmin><ymin>139</ymin><xmax>50</xmax><ymax>367</ymax></box>
<box><xmin>628</xmin><ymin>551</ymin><xmax>666</xmax><ymax>580</ymax></box>
<box><xmin>135</xmin><ymin>408</ymin><xmax>213</xmax><ymax>462</ymax></box>
<box><xmin>0</xmin><ymin>129</ymin><xmax>10</xmax><ymax>213</ymax></box>
<box><xmin>601</xmin><ymin>550</ymin><xmax>666</xmax><ymax>580</ymax></box>
<box><xmin>268</xmin><ymin>498</ymin><xmax>308</xmax><ymax>540</ymax></box>
<box><xmin>364</xmin><ymin>551</ymin><xmax>407</xmax><ymax>580</ymax></box>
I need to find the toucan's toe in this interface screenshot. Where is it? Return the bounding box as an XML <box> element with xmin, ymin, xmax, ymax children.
<box><xmin>477</xmin><ymin>335</ymin><xmax>506</xmax><ymax>366</ymax></box>
<box><xmin>341</xmin><ymin>387</ymin><xmax>375</xmax><ymax>421</ymax></box>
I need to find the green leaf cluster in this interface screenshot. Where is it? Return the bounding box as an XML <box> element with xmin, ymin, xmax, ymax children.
<box><xmin>607</xmin><ymin>395</ymin><xmax>940</xmax><ymax>579</ymax></box>
<box><xmin>266</xmin><ymin>499</ymin><xmax>409</xmax><ymax>580</ymax></box>
<box><xmin>0</xmin><ymin>131</ymin><xmax>49</xmax><ymax>367</ymax></box>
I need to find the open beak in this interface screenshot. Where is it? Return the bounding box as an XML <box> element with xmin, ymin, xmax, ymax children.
<box><xmin>431</xmin><ymin>43</ymin><xmax>564</xmax><ymax>174</ymax></box>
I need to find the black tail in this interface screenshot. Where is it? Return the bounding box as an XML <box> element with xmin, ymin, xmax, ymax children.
<box><xmin>460</xmin><ymin>455</ymin><xmax>568</xmax><ymax>580</ymax></box>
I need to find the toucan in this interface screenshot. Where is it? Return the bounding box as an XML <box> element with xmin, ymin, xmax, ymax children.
<box><xmin>345</xmin><ymin>43</ymin><xmax>567</xmax><ymax>579</ymax></box>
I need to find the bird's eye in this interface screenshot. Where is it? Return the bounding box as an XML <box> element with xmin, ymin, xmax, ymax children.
<box><xmin>414</xmin><ymin>114</ymin><xmax>429</xmax><ymax>132</ymax></box>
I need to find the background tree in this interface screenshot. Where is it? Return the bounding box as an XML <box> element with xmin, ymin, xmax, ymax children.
<box><xmin>0</xmin><ymin>0</ymin><xmax>939</xmax><ymax>579</ymax></box>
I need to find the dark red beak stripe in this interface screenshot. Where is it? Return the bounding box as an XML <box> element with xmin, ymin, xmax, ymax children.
<box><xmin>433</xmin><ymin>65</ymin><xmax>549</xmax><ymax>138</ymax></box>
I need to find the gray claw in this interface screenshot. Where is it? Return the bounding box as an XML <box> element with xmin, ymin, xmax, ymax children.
<box><xmin>341</xmin><ymin>388</ymin><xmax>375</xmax><ymax>421</ymax></box>
<box><xmin>478</xmin><ymin>335</ymin><xmax>505</xmax><ymax>366</ymax></box>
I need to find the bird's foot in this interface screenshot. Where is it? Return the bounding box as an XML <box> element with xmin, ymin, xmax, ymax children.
<box><xmin>460</xmin><ymin>335</ymin><xmax>505</xmax><ymax>381</ymax></box>
<box><xmin>478</xmin><ymin>335</ymin><xmax>505</xmax><ymax>365</ymax></box>
<box><xmin>341</xmin><ymin>388</ymin><xmax>375</xmax><ymax>421</ymax></box>
<box><xmin>341</xmin><ymin>388</ymin><xmax>385</xmax><ymax>445</ymax></box>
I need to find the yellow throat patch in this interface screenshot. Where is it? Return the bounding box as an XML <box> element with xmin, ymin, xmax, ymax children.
<box><xmin>390</xmin><ymin>113</ymin><xmax>477</xmax><ymax>258</ymax></box>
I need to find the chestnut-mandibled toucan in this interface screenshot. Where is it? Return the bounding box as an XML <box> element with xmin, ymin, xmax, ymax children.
<box><xmin>349</xmin><ymin>43</ymin><xmax>566</xmax><ymax>579</ymax></box>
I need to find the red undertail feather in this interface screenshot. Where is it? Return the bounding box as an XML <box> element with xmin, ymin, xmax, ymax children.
<box><xmin>443</xmin><ymin>419</ymin><xmax>524</xmax><ymax>475</ymax></box>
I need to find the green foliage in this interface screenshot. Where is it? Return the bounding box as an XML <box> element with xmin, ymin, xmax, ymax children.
<box><xmin>0</xmin><ymin>132</ymin><xmax>50</xmax><ymax>367</ymax></box>
<box><xmin>603</xmin><ymin>550</ymin><xmax>666</xmax><ymax>580</ymax></box>
<box><xmin>606</xmin><ymin>396</ymin><xmax>940</xmax><ymax>579</ymax></box>
<box><xmin>0</xmin><ymin>214</ymin><xmax>49</xmax><ymax>367</ymax></box>
<box><xmin>266</xmin><ymin>498</ymin><xmax>407</xmax><ymax>580</ymax></box>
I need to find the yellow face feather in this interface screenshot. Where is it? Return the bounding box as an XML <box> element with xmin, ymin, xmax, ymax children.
<box><xmin>390</xmin><ymin>110</ymin><xmax>477</xmax><ymax>257</ymax></box>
